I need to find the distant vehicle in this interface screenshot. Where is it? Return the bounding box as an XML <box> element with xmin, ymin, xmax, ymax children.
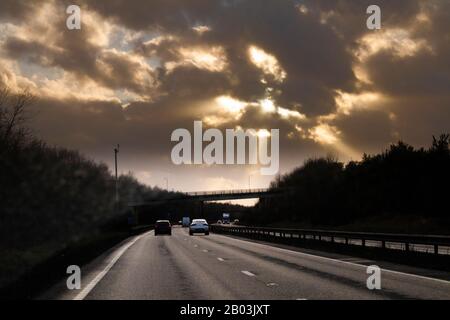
<box><xmin>189</xmin><ymin>219</ymin><xmax>209</xmax><ymax>235</ymax></box>
<box><xmin>217</xmin><ymin>220</ymin><xmax>223</xmax><ymax>224</ymax></box>
<box><xmin>182</xmin><ymin>217</ymin><xmax>191</xmax><ymax>227</ymax></box>
<box><xmin>155</xmin><ymin>220</ymin><xmax>172</xmax><ymax>236</ymax></box>
<box><xmin>222</xmin><ymin>213</ymin><xmax>230</xmax><ymax>224</ymax></box>
<box><xmin>233</xmin><ymin>219</ymin><xmax>239</xmax><ymax>224</ymax></box>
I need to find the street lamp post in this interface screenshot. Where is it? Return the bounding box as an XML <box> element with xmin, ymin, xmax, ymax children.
<box><xmin>114</xmin><ymin>144</ymin><xmax>120</xmax><ymax>203</ymax></box>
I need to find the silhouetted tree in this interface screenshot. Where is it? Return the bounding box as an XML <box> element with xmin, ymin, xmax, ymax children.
<box><xmin>248</xmin><ymin>136</ymin><xmax>450</xmax><ymax>230</ymax></box>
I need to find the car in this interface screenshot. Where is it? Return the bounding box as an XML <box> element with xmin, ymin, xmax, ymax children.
<box><xmin>154</xmin><ymin>220</ymin><xmax>172</xmax><ymax>235</ymax></box>
<box><xmin>189</xmin><ymin>219</ymin><xmax>209</xmax><ymax>235</ymax></box>
<box><xmin>217</xmin><ymin>220</ymin><xmax>222</xmax><ymax>224</ymax></box>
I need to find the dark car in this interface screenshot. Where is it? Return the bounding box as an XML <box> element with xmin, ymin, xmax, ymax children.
<box><xmin>154</xmin><ymin>220</ymin><xmax>172</xmax><ymax>235</ymax></box>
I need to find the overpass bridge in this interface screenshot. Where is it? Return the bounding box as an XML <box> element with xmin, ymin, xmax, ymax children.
<box><xmin>129</xmin><ymin>189</ymin><xmax>286</xmax><ymax>224</ymax></box>
<box><xmin>128</xmin><ymin>188</ymin><xmax>286</xmax><ymax>223</ymax></box>
<box><xmin>129</xmin><ymin>188</ymin><xmax>284</xmax><ymax>207</ymax></box>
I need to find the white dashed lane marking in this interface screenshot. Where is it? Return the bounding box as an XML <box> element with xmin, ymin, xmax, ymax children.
<box><xmin>217</xmin><ymin>257</ymin><xmax>225</xmax><ymax>262</ymax></box>
<box><xmin>241</xmin><ymin>270</ymin><xmax>256</xmax><ymax>277</ymax></box>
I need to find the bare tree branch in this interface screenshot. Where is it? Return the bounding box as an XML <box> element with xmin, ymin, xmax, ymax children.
<box><xmin>0</xmin><ymin>86</ymin><xmax>36</xmax><ymax>142</ymax></box>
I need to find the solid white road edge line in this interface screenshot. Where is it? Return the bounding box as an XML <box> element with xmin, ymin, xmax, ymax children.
<box><xmin>73</xmin><ymin>232</ymin><xmax>147</xmax><ymax>300</ymax></box>
<box><xmin>214</xmin><ymin>234</ymin><xmax>450</xmax><ymax>285</ymax></box>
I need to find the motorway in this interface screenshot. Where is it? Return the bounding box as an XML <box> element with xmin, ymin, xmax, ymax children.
<box><xmin>45</xmin><ymin>227</ymin><xmax>450</xmax><ymax>300</ymax></box>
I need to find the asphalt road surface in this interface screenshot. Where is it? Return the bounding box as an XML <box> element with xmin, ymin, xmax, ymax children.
<box><xmin>45</xmin><ymin>227</ymin><xmax>450</xmax><ymax>300</ymax></box>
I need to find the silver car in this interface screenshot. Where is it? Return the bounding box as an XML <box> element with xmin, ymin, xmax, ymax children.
<box><xmin>189</xmin><ymin>219</ymin><xmax>209</xmax><ymax>235</ymax></box>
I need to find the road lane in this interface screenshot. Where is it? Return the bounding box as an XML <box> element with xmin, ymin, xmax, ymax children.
<box><xmin>84</xmin><ymin>228</ymin><xmax>277</xmax><ymax>299</ymax></box>
<box><xmin>48</xmin><ymin>227</ymin><xmax>450</xmax><ymax>300</ymax></box>
<box><xmin>193</xmin><ymin>231</ymin><xmax>450</xmax><ymax>299</ymax></box>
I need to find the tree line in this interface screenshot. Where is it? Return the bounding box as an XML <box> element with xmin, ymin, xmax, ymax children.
<box><xmin>0</xmin><ymin>87</ymin><xmax>169</xmax><ymax>289</ymax></box>
<box><xmin>248</xmin><ymin>135</ymin><xmax>450</xmax><ymax>232</ymax></box>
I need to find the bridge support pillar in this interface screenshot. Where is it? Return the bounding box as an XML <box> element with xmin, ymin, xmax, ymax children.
<box><xmin>199</xmin><ymin>200</ymin><xmax>204</xmax><ymax>218</ymax></box>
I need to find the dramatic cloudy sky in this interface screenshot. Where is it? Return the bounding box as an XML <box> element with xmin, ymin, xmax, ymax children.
<box><xmin>1</xmin><ymin>0</ymin><xmax>449</xmax><ymax>193</ymax></box>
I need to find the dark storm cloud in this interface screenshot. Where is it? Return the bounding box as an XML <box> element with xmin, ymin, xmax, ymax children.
<box><xmin>2</xmin><ymin>2</ymin><xmax>157</xmax><ymax>96</ymax></box>
<box><xmin>211</xmin><ymin>0</ymin><xmax>357</xmax><ymax>111</ymax></box>
<box><xmin>80</xmin><ymin>0</ymin><xmax>221</xmax><ymax>32</ymax></box>
<box><xmin>82</xmin><ymin>0</ymin><xmax>358</xmax><ymax>116</ymax></box>
<box><xmin>303</xmin><ymin>0</ymin><xmax>422</xmax><ymax>42</ymax></box>
<box><xmin>0</xmin><ymin>0</ymin><xmax>39</xmax><ymax>21</ymax></box>
<box><xmin>159</xmin><ymin>66</ymin><xmax>231</xmax><ymax>99</ymax></box>
<box><xmin>365</xmin><ymin>50</ymin><xmax>450</xmax><ymax>97</ymax></box>
<box><xmin>360</xmin><ymin>1</ymin><xmax>450</xmax><ymax>99</ymax></box>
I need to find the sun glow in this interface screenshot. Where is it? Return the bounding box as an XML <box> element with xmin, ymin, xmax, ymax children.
<box><xmin>248</xmin><ymin>46</ymin><xmax>286</xmax><ymax>82</ymax></box>
<box><xmin>215</xmin><ymin>95</ymin><xmax>247</xmax><ymax>114</ymax></box>
<box><xmin>259</xmin><ymin>98</ymin><xmax>277</xmax><ymax>113</ymax></box>
<box><xmin>335</xmin><ymin>91</ymin><xmax>382</xmax><ymax>115</ymax></box>
<box><xmin>309</xmin><ymin>124</ymin><xmax>340</xmax><ymax>145</ymax></box>
<box><xmin>278</xmin><ymin>106</ymin><xmax>306</xmax><ymax>120</ymax></box>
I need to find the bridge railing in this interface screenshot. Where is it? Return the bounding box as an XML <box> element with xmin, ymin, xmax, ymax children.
<box><xmin>210</xmin><ymin>225</ymin><xmax>450</xmax><ymax>256</ymax></box>
<box><xmin>187</xmin><ymin>188</ymin><xmax>270</xmax><ymax>196</ymax></box>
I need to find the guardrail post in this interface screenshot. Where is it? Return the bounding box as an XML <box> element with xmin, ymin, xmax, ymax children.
<box><xmin>434</xmin><ymin>244</ymin><xmax>439</xmax><ymax>255</ymax></box>
<box><xmin>381</xmin><ymin>240</ymin><xmax>386</xmax><ymax>249</ymax></box>
<box><xmin>345</xmin><ymin>237</ymin><xmax>348</xmax><ymax>245</ymax></box>
<box><xmin>362</xmin><ymin>239</ymin><xmax>365</xmax><ymax>247</ymax></box>
<box><xmin>405</xmin><ymin>243</ymin><xmax>409</xmax><ymax>252</ymax></box>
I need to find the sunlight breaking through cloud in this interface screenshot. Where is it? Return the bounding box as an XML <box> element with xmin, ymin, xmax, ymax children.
<box><xmin>356</xmin><ymin>28</ymin><xmax>432</xmax><ymax>61</ymax></box>
<box><xmin>248</xmin><ymin>46</ymin><xmax>286</xmax><ymax>82</ymax></box>
<box><xmin>167</xmin><ymin>46</ymin><xmax>228</xmax><ymax>72</ymax></box>
<box><xmin>308</xmin><ymin>123</ymin><xmax>340</xmax><ymax>145</ymax></box>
